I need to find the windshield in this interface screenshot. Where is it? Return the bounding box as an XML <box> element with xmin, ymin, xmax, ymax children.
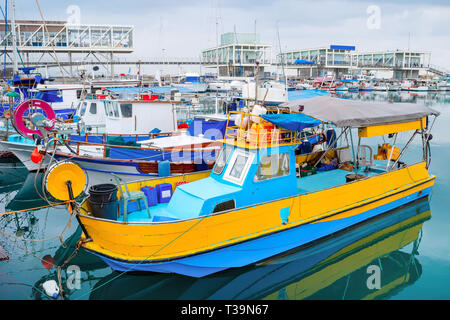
<box><xmin>213</xmin><ymin>145</ymin><xmax>233</xmax><ymax>175</ymax></box>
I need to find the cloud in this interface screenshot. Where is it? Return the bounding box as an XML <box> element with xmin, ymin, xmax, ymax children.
<box><xmin>13</xmin><ymin>0</ymin><xmax>450</xmax><ymax>69</ymax></box>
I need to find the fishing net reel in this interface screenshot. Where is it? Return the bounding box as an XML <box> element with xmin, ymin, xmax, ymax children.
<box><xmin>44</xmin><ymin>161</ymin><xmax>87</xmax><ymax>203</ymax></box>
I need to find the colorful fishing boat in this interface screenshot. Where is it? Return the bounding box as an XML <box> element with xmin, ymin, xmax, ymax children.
<box><xmin>65</xmin><ymin>96</ymin><xmax>438</xmax><ymax>278</ymax></box>
<box><xmin>88</xmin><ymin>198</ymin><xmax>430</xmax><ymax>300</ymax></box>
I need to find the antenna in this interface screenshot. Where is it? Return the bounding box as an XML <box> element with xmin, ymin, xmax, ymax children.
<box><xmin>276</xmin><ymin>21</ymin><xmax>287</xmax><ymax>92</ymax></box>
<box><xmin>408</xmin><ymin>32</ymin><xmax>411</xmax><ymax>51</ymax></box>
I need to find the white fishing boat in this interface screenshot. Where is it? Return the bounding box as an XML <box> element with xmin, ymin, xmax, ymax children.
<box><xmin>296</xmin><ymin>83</ymin><xmax>314</xmax><ymax>90</ymax></box>
<box><xmin>0</xmin><ymin>98</ymin><xmax>181</xmax><ymax>172</ymax></box>
<box><xmin>388</xmin><ymin>83</ymin><xmax>401</xmax><ymax>91</ymax></box>
<box><xmin>242</xmin><ymin>80</ymin><xmax>288</xmax><ymax>106</ymax></box>
<box><xmin>437</xmin><ymin>79</ymin><xmax>450</xmax><ymax>91</ymax></box>
<box><xmin>372</xmin><ymin>83</ymin><xmax>389</xmax><ymax>91</ymax></box>
<box><xmin>172</xmin><ymin>73</ymin><xmax>209</xmax><ymax>93</ymax></box>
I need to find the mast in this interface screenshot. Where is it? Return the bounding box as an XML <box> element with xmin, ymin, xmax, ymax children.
<box><xmin>276</xmin><ymin>22</ymin><xmax>288</xmax><ymax>97</ymax></box>
<box><xmin>2</xmin><ymin>0</ymin><xmax>6</xmax><ymax>79</ymax></box>
<box><xmin>214</xmin><ymin>0</ymin><xmax>220</xmax><ymax>114</ymax></box>
<box><xmin>9</xmin><ymin>0</ymin><xmax>17</xmax><ymax>74</ymax></box>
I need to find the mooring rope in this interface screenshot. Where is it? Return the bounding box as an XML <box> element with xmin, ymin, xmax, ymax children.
<box><xmin>0</xmin><ymin>201</ymin><xmax>72</xmax><ymax>216</ymax></box>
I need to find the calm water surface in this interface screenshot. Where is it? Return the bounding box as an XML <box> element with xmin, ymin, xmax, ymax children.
<box><xmin>0</xmin><ymin>91</ymin><xmax>449</xmax><ymax>300</ymax></box>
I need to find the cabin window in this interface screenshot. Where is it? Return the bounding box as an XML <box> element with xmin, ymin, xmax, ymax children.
<box><xmin>89</xmin><ymin>103</ymin><xmax>97</xmax><ymax>115</ymax></box>
<box><xmin>105</xmin><ymin>101</ymin><xmax>114</xmax><ymax>117</ymax></box>
<box><xmin>213</xmin><ymin>145</ymin><xmax>233</xmax><ymax>175</ymax></box>
<box><xmin>230</xmin><ymin>154</ymin><xmax>249</xmax><ymax>179</ymax></box>
<box><xmin>255</xmin><ymin>153</ymin><xmax>290</xmax><ymax>182</ymax></box>
<box><xmin>79</xmin><ymin>102</ymin><xmax>87</xmax><ymax>117</ymax></box>
<box><xmin>105</xmin><ymin>101</ymin><xmax>119</xmax><ymax>118</ymax></box>
<box><xmin>120</xmin><ymin>103</ymin><xmax>133</xmax><ymax>118</ymax></box>
<box><xmin>213</xmin><ymin>200</ymin><xmax>236</xmax><ymax>214</ymax></box>
<box><xmin>112</xmin><ymin>102</ymin><xmax>120</xmax><ymax>117</ymax></box>
<box><xmin>223</xmin><ymin>149</ymin><xmax>255</xmax><ymax>186</ymax></box>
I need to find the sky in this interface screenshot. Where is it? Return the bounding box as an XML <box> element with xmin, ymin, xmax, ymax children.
<box><xmin>9</xmin><ymin>0</ymin><xmax>450</xmax><ymax>71</ymax></box>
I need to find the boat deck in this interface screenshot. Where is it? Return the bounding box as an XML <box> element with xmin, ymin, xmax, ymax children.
<box><xmin>116</xmin><ymin>161</ymin><xmax>390</xmax><ymax>224</ymax></box>
<box><xmin>297</xmin><ymin>165</ymin><xmax>386</xmax><ymax>194</ymax></box>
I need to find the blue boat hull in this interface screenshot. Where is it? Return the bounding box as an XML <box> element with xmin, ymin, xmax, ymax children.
<box><xmin>93</xmin><ymin>187</ymin><xmax>432</xmax><ymax>278</ymax></box>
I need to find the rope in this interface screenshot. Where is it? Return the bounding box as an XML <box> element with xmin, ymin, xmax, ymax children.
<box><xmin>0</xmin><ymin>208</ymin><xmax>84</xmax><ymax>300</ymax></box>
<box><xmin>0</xmin><ymin>205</ymin><xmax>73</xmax><ymax>245</ymax></box>
<box><xmin>34</xmin><ymin>0</ymin><xmax>67</xmax><ymax>82</ymax></box>
<box><xmin>0</xmin><ymin>201</ymin><xmax>72</xmax><ymax>216</ymax></box>
<box><xmin>0</xmin><ymin>261</ymin><xmax>49</xmax><ymax>299</ymax></box>
<box><xmin>74</xmin><ymin>209</ymin><xmax>215</xmax><ymax>300</ymax></box>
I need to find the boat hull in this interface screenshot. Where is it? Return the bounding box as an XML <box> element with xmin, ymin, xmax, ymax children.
<box><xmin>80</xmin><ymin>162</ymin><xmax>435</xmax><ymax>278</ymax></box>
<box><xmin>92</xmin><ymin>186</ymin><xmax>432</xmax><ymax>278</ymax></box>
<box><xmin>0</xmin><ymin>140</ymin><xmax>50</xmax><ymax>172</ymax></box>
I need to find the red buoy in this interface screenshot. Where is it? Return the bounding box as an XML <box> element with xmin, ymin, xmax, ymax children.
<box><xmin>31</xmin><ymin>147</ymin><xmax>43</xmax><ymax>164</ymax></box>
<box><xmin>41</xmin><ymin>255</ymin><xmax>55</xmax><ymax>270</ymax></box>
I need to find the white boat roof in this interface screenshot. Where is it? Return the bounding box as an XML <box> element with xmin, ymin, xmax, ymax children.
<box><xmin>193</xmin><ymin>113</ymin><xmax>237</xmax><ymax>122</ymax></box>
<box><xmin>140</xmin><ymin>134</ymin><xmax>216</xmax><ymax>149</ymax></box>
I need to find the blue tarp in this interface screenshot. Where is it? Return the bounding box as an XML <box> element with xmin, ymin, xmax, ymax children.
<box><xmin>35</xmin><ymin>90</ymin><xmax>63</xmax><ymax>103</ymax></box>
<box><xmin>262</xmin><ymin>113</ymin><xmax>322</xmax><ymax>132</ymax></box>
<box><xmin>187</xmin><ymin>118</ymin><xmax>232</xmax><ymax>140</ymax></box>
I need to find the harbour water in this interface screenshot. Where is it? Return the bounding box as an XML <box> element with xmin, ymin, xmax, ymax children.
<box><xmin>1</xmin><ymin>91</ymin><xmax>450</xmax><ymax>300</ymax></box>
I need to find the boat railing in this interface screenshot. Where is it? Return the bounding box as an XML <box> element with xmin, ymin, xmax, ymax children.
<box><xmin>49</xmin><ymin>133</ymin><xmax>221</xmax><ymax>160</ymax></box>
<box><xmin>225</xmin><ymin>111</ymin><xmax>300</xmax><ymax>149</ymax></box>
<box><xmin>63</xmin><ymin>131</ymin><xmax>179</xmax><ymax>143</ymax></box>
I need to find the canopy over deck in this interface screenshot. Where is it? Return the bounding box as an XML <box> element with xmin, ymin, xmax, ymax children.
<box><xmin>281</xmin><ymin>96</ymin><xmax>440</xmax><ymax>128</ymax></box>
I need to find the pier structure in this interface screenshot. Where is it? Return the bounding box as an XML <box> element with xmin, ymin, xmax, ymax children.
<box><xmin>201</xmin><ymin>32</ymin><xmax>272</xmax><ymax>78</ymax></box>
<box><xmin>0</xmin><ymin>19</ymin><xmax>134</xmax><ymax>78</ymax></box>
<box><xmin>278</xmin><ymin>45</ymin><xmax>441</xmax><ymax>80</ymax></box>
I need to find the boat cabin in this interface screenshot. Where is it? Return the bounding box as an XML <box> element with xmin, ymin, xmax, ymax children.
<box><xmin>88</xmin><ymin>96</ymin><xmax>439</xmax><ymax>225</ymax></box>
<box><xmin>75</xmin><ymin>99</ymin><xmax>179</xmax><ymax>135</ymax></box>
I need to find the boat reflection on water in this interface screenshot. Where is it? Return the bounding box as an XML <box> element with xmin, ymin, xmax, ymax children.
<box><xmin>31</xmin><ymin>226</ymin><xmax>109</xmax><ymax>300</ymax></box>
<box><xmin>2</xmin><ymin>171</ymin><xmax>50</xmax><ymax>211</ymax></box>
<box><xmin>86</xmin><ymin>197</ymin><xmax>430</xmax><ymax>300</ymax></box>
<box><xmin>0</xmin><ymin>162</ymin><xmax>28</xmax><ymax>195</ymax></box>
<box><xmin>335</xmin><ymin>91</ymin><xmax>450</xmax><ymax>105</ymax></box>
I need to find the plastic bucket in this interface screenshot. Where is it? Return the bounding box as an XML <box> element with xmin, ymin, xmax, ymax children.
<box><xmin>89</xmin><ymin>184</ymin><xmax>118</xmax><ymax>203</ymax></box>
<box><xmin>88</xmin><ymin>200</ymin><xmax>119</xmax><ymax>221</ymax></box>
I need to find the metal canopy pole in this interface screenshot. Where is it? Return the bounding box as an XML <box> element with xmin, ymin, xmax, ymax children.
<box><xmin>313</xmin><ymin>127</ymin><xmax>348</xmax><ymax>168</ymax></box>
<box><xmin>391</xmin><ymin>130</ymin><xmax>418</xmax><ymax>170</ymax></box>
<box><xmin>386</xmin><ymin>133</ymin><xmax>398</xmax><ymax>171</ymax></box>
<box><xmin>349</xmin><ymin>127</ymin><xmax>358</xmax><ymax>176</ymax></box>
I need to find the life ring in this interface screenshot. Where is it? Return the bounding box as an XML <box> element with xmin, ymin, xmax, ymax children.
<box><xmin>13</xmin><ymin>99</ymin><xmax>56</xmax><ymax>139</ymax></box>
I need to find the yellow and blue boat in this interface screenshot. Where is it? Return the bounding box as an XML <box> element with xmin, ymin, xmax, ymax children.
<box><xmin>72</xmin><ymin>96</ymin><xmax>439</xmax><ymax>278</ymax></box>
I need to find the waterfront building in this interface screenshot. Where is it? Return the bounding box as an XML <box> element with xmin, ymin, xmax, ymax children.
<box><xmin>279</xmin><ymin>45</ymin><xmax>438</xmax><ymax>80</ymax></box>
<box><xmin>201</xmin><ymin>32</ymin><xmax>272</xmax><ymax>78</ymax></box>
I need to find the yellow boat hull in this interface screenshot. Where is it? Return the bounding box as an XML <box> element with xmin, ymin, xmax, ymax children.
<box><xmin>79</xmin><ymin>162</ymin><xmax>435</xmax><ymax>277</ymax></box>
